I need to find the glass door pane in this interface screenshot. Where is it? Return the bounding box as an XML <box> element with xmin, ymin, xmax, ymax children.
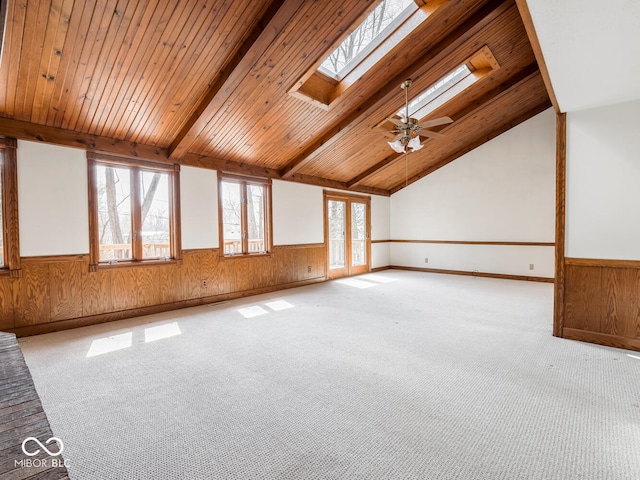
<box><xmin>351</xmin><ymin>202</ymin><xmax>367</xmax><ymax>267</ymax></box>
<box><xmin>328</xmin><ymin>200</ymin><xmax>346</xmax><ymax>269</ymax></box>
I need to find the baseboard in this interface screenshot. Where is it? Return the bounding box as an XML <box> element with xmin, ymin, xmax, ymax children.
<box><xmin>562</xmin><ymin>328</ymin><xmax>640</xmax><ymax>353</ymax></box>
<box><xmin>8</xmin><ymin>276</ymin><xmax>327</xmax><ymax>337</ymax></box>
<box><xmin>370</xmin><ymin>266</ymin><xmax>390</xmax><ymax>272</ymax></box>
<box><xmin>388</xmin><ymin>265</ymin><xmax>554</xmax><ymax>283</ymax></box>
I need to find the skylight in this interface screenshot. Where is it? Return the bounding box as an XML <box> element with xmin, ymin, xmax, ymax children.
<box><xmin>399</xmin><ymin>65</ymin><xmax>472</xmax><ymax>118</ymax></box>
<box><xmin>319</xmin><ymin>0</ymin><xmax>414</xmax><ymax>79</ymax></box>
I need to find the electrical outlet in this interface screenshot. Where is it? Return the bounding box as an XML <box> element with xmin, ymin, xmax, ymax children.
<box><xmin>201</xmin><ymin>279</ymin><xmax>207</xmax><ymax>288</ymax></box>
<box><xmin>424</xmin><ymin>257</ymin><xmax>429</xmax><ymax>263</ymax></box>
<box><xmin>307</xmin><ymin>265</ymin><xmax>312</xmax><ymax>273</ymax></box>
<box><xmin>529</xmin><ymin>264</ymin><xmax>534</xmax><ymax>271</ymax></box>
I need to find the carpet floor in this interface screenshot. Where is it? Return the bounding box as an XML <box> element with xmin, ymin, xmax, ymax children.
<box><xmin>18</xmin><ymin>270</ymin><xmax>640</xmax><ymax>479</ymax></box>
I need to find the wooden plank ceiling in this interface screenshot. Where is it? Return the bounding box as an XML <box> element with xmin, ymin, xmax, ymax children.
<box><xmin>0</xmin><ymin>0</ymin><xmax>550</xmax><ymax>195</ymax></box>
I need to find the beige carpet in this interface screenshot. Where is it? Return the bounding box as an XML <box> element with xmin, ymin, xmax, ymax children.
<box><xmin>18</xmin><ymin>270</ymin><xmax>640</xmax><ymax>479</ymax></box>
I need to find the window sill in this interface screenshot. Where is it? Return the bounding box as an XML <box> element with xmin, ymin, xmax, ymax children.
<box><xmin>220</xmin><ymin>252</ymin><xmax>272</xmax><ymax>259</ymax></box>
<box><xmin>91</xmin><ymin>258</ymin><xmax>181</xmax><ymax>271</ymax></box>
<box><xmin>0</xmin><ymin>267</ymin><xmax>22</xmax><ymax>278</ymax></box>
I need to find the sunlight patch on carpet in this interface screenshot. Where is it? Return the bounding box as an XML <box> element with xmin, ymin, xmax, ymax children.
<box><xmin>237</xmin><ymin>306</ymin><xmax>269</xmax><ymax>318</ymax></box>
<box><xmin>265</xmin><ymin>300</ymin><xmax>294</xmax><ymax>311</ymax></box>
<box><xmin>145</xmin><ymin>322</ymin><xmax>182</xmax><ymax>343</ymax></box>
<box><xmin>86</xmin><ymin>332</ymin><xmax>132</xmax><ymax>358</ymax></box>
<box><xmin>336</xmin><ymin>278</ymin><xmax>377</xmax><ymax>289</ymax></box>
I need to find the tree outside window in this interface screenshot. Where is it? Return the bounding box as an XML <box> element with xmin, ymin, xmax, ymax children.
<box><xmin>88</xmin><ymin>154</ymin><xmax>180</xmax><ymax>269</ymax></box>
<box><xmin>219</xmin><ymin>175</ymin><xmax>271</xmax><ymax>256</ymax></box>
<box><xmin>320</xmin><ymin>0</ymin><xmax>414</xmax><ymax>78</ymax></box>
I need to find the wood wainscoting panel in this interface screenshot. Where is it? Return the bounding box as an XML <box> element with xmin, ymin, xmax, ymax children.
<box><xmin>135</xmin><ymin>267</ymin><xmax>157</xmax><ymax>308</ymax></box>
<box><xmin>155</xmin><ymin>263</ymin><xmax>181</xmax><ymax>306</ymax></box>
<box><xmin>110</xmin><ymin>267</ymin><xmax>140</xmax><ymax>312</ymax></box>
<box><xmin>564</xmin><ymin>264</ymin><xmax>604</xmax><ymax>333</ymax></box>
<box><xmin>14</xmin><ymin>263</ymin><xmax>51</xmax><ymax>327</ymax></box>
<box><xmin>181</xmin><ymin>251</ymin><xmax>204</xmax><ymax>300</ymax></box>
<box><xmin>0</xmin><ymin>277</ymin><xmax>15</xmax><ymax>330</ymax></box>
<box><xmin>199</xmin><ymin>251</ymin><xmax>221</xmax><ymax>298</ymax></box>
<box><xmin>6</xmin><ymin>244</ymin><xmax>326</xmax><ymax>336</ymax></box>
<box><xmin>82</xmin><ymin>265</ymin><xmax>113</xmax><ymax>316</ymax></box>
<box><xmin>272</xmin><ymin>248</ymin><xmax>290</xmax><ymax>286</ymax></box>
<box><xmin>603</xmin><ymin>267</ymin><xmax>640</xmax><ymax>339</ymax></box>
<box><xmin>49</xmin><ymin>260</ymin><xmax>84</xmax><ymax>321</ymax></box>
<box><xmin>564</xmin><ymin>260</ymin><xmax>640</xmax><ymax>352</ymax></box>
<box><xmin>215</xmin><ymin>255</ymin><xmax>235</xmax><ymax>295</ymax></box>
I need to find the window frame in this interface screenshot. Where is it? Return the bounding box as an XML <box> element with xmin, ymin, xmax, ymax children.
<box><xmin>289</xmin><ymin>0</ymin><xmax>440</xmax><ymax>110</ymax></box>
<box><xmin>399</xmin><ymin>64</ymin><xmax>473</xmax><ymax>118</ymax></box>
<box><xmin>318</xmin><ymin>0</ymin><xmax>417</xmax><ymax>81</ymax></box>
<box><xmin>0</xmin><ymin>138</ymin><xmax>21</xmax><ymax>278</ymax></box>
<box><xmin>217</xmin><ymin>173</ymin><xmax>272</xmax><ymax>258</ymax></box>
<box><xmin>87</xmin><ymin>153</ymin><xmax>182</xmax><ymax>271</ymax></box>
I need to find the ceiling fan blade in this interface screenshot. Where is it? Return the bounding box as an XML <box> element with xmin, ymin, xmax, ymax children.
<box><xmin>386</xmin><ymin>117</ymin><xmax>406</xmax><ymax>127</ymax></box>
<box><xmin>359</xmin><ymin>131</ymin><xmax>394</xmax><ymax>136</ymax></box>
<box><xmin>417</xmin><ymin>116</ymin><xmax>453</xmax><ymax>128</ymax></box>
<box><xmin>417</xmin><ymin>129</ymin><xmax>446</xmax><ymax>139</ymax></box>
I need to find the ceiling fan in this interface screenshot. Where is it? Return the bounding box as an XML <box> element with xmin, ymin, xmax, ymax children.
<box><xmin>382</xmin><ymin>79</ymin><xmax>453</xmax><ymax>154</ymax></box>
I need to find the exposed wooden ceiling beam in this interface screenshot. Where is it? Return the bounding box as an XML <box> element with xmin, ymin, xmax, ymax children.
<box><xmin>514</xmin><ymin>0</ymin><xmax>561</xmax><ymax>113</ymax></box>
<box><xmin>347</xmin><ymin>62</ymin><xmax>540</xmax><ymax>188</ymax></box>
<box><xmin>181</xmin><ymin>153</ymin><xmax>281</xmax><ymax>178</ymax></box>
<box><xmin>285</xmin><ymin>172</ymin><xmax>390</xmax><ymax>197</ymax></box>
<box><xmin>182</xmin><ymin>153</ymin><xmax>390</xmax><ymax>196</ymax></box>
<box><xmin>278</xmin><ymin>0</ymin><xmax>510</xmax><ymax>179</ymax></box>
<box><xmin>389</xmin><ymin>98</ymin><xmax>552</xmax><ymax>194</ymax></box>
<box><xmin>168</xmin><ymin>0</ymin><xmax>302</xmax><ymax>160</ymax></box>
<box><xmin>0</xmin><ymin>117</ymin><xmax>168</xmax><ymax>162</ymax></box>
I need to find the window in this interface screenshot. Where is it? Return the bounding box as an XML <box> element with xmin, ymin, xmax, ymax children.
<box><xmin>0</xmin><ymin>138</ymin><xmax>20</xmax><ymax>277</ymax></box>
<box><xmin>290</xmin><ymin>0</ymin><xmax>442</xmax><ymax>109</ymax></box>
<box><xmin>319</xmin><ymin>0</ymin><xmax>415</xmax><ymax>80</ymax></box>
<box><xmin>88</xmin><ymin>153</ymin><xmax>181</xmax><ymax>270</ymax></box>
<box><xmin>218</xmin><ymin>174</ymin><xmax>272</xmax><ymax>256</ymax></box>
<box><xmin>398</xmin><ymin>64</ymin><xmax>472</xmax><ymax>118</ymax></box>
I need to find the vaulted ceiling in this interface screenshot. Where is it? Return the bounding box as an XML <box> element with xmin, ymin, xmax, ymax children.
<box><xmin>0</xmin><ymin>0</ymin><xmax>550</xmax><ymax>195</ymax></box>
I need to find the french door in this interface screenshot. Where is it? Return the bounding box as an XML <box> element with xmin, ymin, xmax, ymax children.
<box><xmin>324</xmin><ymin>192</ymin><xmax>371</xmax><ymax>279</ymax></box>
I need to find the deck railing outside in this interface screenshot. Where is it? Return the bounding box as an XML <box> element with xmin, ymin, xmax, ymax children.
<box><xmin>99</xmin><ymin>243</ymin><xmax>170</xmax><ymax>262</ymax></box>
<box><xmin>223</xmin><ymin>240</ymin><xmax>265</xmax><ymax>255</ymax></box>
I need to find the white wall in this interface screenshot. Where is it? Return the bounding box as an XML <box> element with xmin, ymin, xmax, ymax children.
<box><xmin>389</xmin><ymin>108</ymin><xmax>556</xmax><ymax>277</ymax></box>
<box><xmin>272</xmin><ymin>180</ymin><xmax>324</xmax><ymax>245</ymax></box>
<box><xmin>390</xmin><ymin>243</ymin><xmax>554</xmax><ymax>278</ymax></box>
<box><xmin>526</xmin><ymin>0</ymin><xmax>640</xmax><ymax>112</ymax></box>
<box><xmin>566</xmin><ymin>99</ymin><xmax>640</xmax><ymax>260</ymax></box>
<box><xmin>371</xmin><ymin>195</ymin><xmax>390</xmax><ymax>268</ymax></box>
<box><xmin>181</xmin><ymin>166</ymin><xmax>218</xmax><ymax>249</ymax></box>
<box><xmin>18</xmin><ymin>140</ymin><xmax>90</xmax><ymax>256</ymax></box>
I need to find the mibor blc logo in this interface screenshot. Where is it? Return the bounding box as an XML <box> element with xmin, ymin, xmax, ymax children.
<box><xmin>21</xmin><ymin>436</ymin><xmax>64</xmax><ymax>456</ymax></box>
<box><xmin>16</xmin><ymin>436</ymin><xmax>69</xmax><ymax>469</ymax></box>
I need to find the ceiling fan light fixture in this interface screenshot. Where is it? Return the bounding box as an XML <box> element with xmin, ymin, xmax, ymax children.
<box><xmin>388</xmin><ymin>139</ymin><xmax>406</xmax><ymax>154</ymax></box>
<box><xmin>408</xmin><ymin>136</ymin><xmax>423</xmax><ymax>151</ymax></box>
<box><xmin>384</xmin><ymin>78</ymin><xmax>451</xmax><ymax>154</ymax></box>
